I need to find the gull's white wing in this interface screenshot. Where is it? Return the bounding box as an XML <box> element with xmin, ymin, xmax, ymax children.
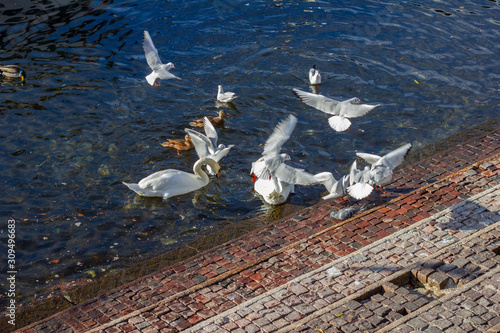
<box><xmin>143</xmin><ymin>31</ymin><xmax>163</xmax><ymax>71</ymax></box>
<box><xmin>271</xmin><ymin>162</ymin><xmax>319</xmax><ymax>186</ymax></box>
<box><xmin>293</xmin><ymin>88</ymin><xmax>340</xmax><ymax>115</ymax></box>
<box><xmin>156</xmin><ymin>69</ymin><xmax>178</xmax><ymax>80</ymax></box>
<box><xmin>339</xmin><ymin>102</ymin><xmax>379</xmax><ymax>118</ymax></box>
<box><xmin>251</xmin><ymin>154</ymin><xmax>288</xmax><ymax>179</ymax></box>
<box><xmin>212</xmin><ymin>144</ymin><xmax>234</xmax><ymax>162</ymax></box>
<box><xmin>349</xmin><ymin>160</ymin><xmax>360</xmax><ymax>185</ymax></box>
<box><xmin>378</xmin><ymin>143</ymin><xmax>412</xmax><ymax>170</ymax></box>
<box><xmin>356</xmin><ymin>152</ymin><xmax>382</xmax><ymax>165</ymax></box>
<box><xmin>203</xmin><ymin>117</ymin><xmax>218</xmax><ymax>152</ymax></box>
<box><xmin>263</xmin><ymin>115</ymin><xmax>297</xmax><ymax>158</ymax></box>
<box><xmin>185</xmin><ymin>129</ymin><xmax>211</xmax><ymax>159</ymax></box>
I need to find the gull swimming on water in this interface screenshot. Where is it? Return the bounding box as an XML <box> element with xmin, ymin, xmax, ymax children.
<box><xmin>309</xmin><ymin>65</ymin><xmax>321</xmax><ymax>85</ymax></box>
<box><xmin>217</xmin><ymin>85</ymin><xmax>238</xmax><ymax>103</ymax></box>
<box><xmin>143</xmin><ymin>30</ymin><xmax>179</xmax><ymax>86</ymax></box>
<box><xmin>293</xmin><ymin>88</ymin><xmax>379</xmax><ymax>132</ymax></box>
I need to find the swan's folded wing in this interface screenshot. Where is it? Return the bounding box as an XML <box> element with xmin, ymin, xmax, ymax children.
<box><xmin>143</xmin><ymin>31</ymin><xmax>163</xmax><ymax>71</ymax></box>
<box><xmin>293</xmin><ymin>88</ymin><xmax>340</xmax><ymax>115</ymax></box>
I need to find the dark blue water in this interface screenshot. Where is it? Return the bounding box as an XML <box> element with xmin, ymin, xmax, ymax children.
<box><xmin>0</xmin><ymin>0</ymin><xmax>499</xmax><ymax>302</ymax></box>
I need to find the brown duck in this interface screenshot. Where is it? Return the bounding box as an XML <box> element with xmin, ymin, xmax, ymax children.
<box><xmin>0</xmin><ymin>65</ymin><xmax>26</xmax><ymax>83</ymax></box>
<box><xmin>160</xmin><ymin>134</ymin><xmax>194</xmax><ymax>154</ymax></box>
<box><xmin>190</xmin><ymin>110</ymin><xmax>229</xmax><ymax>128</ymax></box>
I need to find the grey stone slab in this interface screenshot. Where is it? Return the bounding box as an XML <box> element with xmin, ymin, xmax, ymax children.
<box><xmin>407</xmin><ymin>318</ymin><xmax>429</xmax><ymax>330</ymax></box>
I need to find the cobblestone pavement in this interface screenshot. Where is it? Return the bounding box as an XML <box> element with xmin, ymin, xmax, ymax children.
<box><xmin>15</xmin><ymin>129</ymin><xmax>500</xmax><ymax>332</ymax></box>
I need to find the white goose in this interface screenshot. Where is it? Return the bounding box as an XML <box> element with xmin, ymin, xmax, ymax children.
<box><xmin>185</xmin><ymin>117</ymin><xmax>234</xmax><ymax>175</ymax></box>
<box><xmin>123</xmin><ymin>157</ymin><xmax>219</xmax><ymax>200</ymax></box>
<box><xmin>143</xmin><ymin>30</ymin><xmax>179</xmax><ymax>86</ymax></box>
<box><xmin>217</xmin><ymin>85</ymin><xmax>238</xmax><ymax>103</ymax></box>
<box><xmin>309</xmin><ymin>65</ymin><xmax>321</xmax><ymax>85</ymax></box>
<box><xmin>293</xmin><ymin>88</ymin><xmax>379</xmax><ymax>132</ymax></box>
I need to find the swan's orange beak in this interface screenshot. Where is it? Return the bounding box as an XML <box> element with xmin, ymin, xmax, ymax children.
<box><xmin>252</xmin><ymin>174</ymin><xmax>257</xmax><ymax>182</ymax></box>
<box><xmin>216</xmin><ymin>171</ymin><xmax>220</xmax><ymax>179</ymax></box>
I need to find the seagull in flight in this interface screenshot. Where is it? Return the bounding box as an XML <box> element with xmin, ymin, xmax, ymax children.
<box><xmin>143</xmin><ymin>30</ymin><xmax>179</xmax><ymax>86</ymax></box>
<box><xmin>293</xmin><ymin>88</ymin><xmax>379</xmax><ymax>132</ymax></box>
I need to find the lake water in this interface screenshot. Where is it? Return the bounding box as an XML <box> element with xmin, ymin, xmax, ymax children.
<box><xmin>1</xmin><ymin>0</ymin><xmax>499</xmax><ymax>304</ymax></box>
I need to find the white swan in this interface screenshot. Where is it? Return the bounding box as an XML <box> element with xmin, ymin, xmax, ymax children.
<box><xmin>309</xmin><ymin>65</ymin><xmax>321</xmax><ymax>85</ymax></box>
<box><xmin>185</xmin><ymin>117</ymin><xmax>234</xmax><ymax>175</ymax></box>
<box><xmin>217</xmin><ymin>85</ymin><xmax>238</xmax><ymax>103</ymax></box>
<box><xmin>254</xmin><ymin>177</ymin><xmax>295</xmax><ymax>205</ymax></box>
<box><xmin>293</xmin><ymin>88</ymin><xmax>379</xmax><ymax>132</ymax></box>
<box><xmin>143</xmin><ymin>31</ymin><xmax>179</xmax><ymax>86</ymax></box>
<box><xmin>123</xmin><ymin>157</ymin><xmax>219</xmax><ymax>200</ymax></box>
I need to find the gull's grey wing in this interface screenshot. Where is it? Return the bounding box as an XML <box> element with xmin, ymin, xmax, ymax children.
<box><xmin>143</xmin><ymin>31</ymin><xmax>163</xmax><ymax>71</ymax></box>
<box><xmin>293</xmin><ymin>88</ymin><xmax>340</xmax><ymax>115</ymax></box>
<box><xmin>212</xmin><ymin>144</ymin><xmax>235</xmax><ymax>162</ymax></box>
<box><xmin>356</xmin><ymin>152</ymin><xmax>382</xmax><ymax>165</ymax></box>
<box><xmin>203</xmin><ymin>117</ymin><xmax>218</xmax><ymax>151</ymax></box>
<box><xmin>378</xmin><ymin>143</ymin><xmax>412</xmax><ymax>170</ymax></box>
<box><xmin>340</xmin><ymin>102</ymin><xmax>379</xmax><ymax>118</ymax></box>
<box><xmin>270</xmin><ymin>162</ymin><xmax>319</xmax><ymax>186</ymax></box>
<box><xmin>263</xmin><ymin>115</ymin><xmax>297</xmax><ymax>158</ymax></box>
<box><xmin>185</xmin><ymin>128</ymin><xmax>212</xmax><ymax>159</ymax></box>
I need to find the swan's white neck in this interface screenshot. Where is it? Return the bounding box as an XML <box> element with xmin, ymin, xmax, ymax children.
<box><xmin>193</xmin><ymin>158</ymin><xmax>218</xmax><ymax>182</ymax></box>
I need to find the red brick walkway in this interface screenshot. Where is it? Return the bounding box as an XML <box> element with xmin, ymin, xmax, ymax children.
<box><xmin>15</xmin><ymin>127</ymin><xmax>500</xmax><ymax>332</ymax></box>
